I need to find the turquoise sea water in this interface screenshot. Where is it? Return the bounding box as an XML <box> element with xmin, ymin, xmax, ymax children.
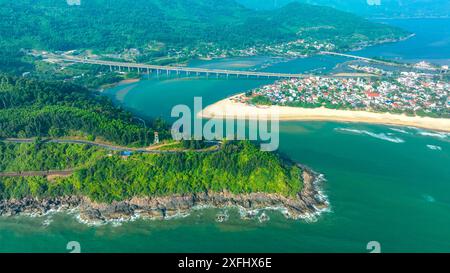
<box><xmin>0</xmin><ymin>18</ymin><xmax>449</xmax><ymax>253</ymax></box>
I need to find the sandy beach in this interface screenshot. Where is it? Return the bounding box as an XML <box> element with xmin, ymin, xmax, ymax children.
<box><xmin>117</xmin><ymin>78</ymin><xmax>141</xmax><ymax>85</ymax></box>
<box><xmin>200</xmin><ymin>94</ymin><xmax>450</xmax><ymax>132</ymax></box>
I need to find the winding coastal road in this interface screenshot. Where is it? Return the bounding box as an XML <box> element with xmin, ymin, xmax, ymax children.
<box><xmin>0</xmin><ymin>170</ymin><xmax>74</xmax><ymax>178</ymax></box>
<box><xmin>1</xmin><ymin>138</ymin><xmax>220</xmax><ymax>154</ymax></box>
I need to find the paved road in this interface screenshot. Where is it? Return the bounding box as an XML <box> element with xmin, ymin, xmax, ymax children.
<box><xmin>2</xmin><ymin>138</ymin><xmax>220</xmax><ymax>154</ymax></box>
<box><xmin>0</xmin><ymin>139</ymin><xmax>221</xmax><ymax>177</ymax></box>
<box><xmin>0</xmin><ymin>170</ymin><xmax>74</xmax><ymax>177</ymax></box>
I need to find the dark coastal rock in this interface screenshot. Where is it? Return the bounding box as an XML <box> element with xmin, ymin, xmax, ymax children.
<box><xmin>0</xmin><ymin>196</ymin><xmax>82</xmax><ymax>217</ymax></box>
<box><xmin>81</xmin><ymin>208</ymin><xmax>105</xmax><ymax>222</ymax></box>
<box><xmin>0</xmin><ymin>167</ymin><xmax>328</xmax><ymax>223</ymax></box>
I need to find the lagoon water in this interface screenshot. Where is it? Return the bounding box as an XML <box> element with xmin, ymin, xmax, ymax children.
<box><xmin>355</xmin><ymin>18</ymin><xmax>450</xmax><ymax>65</ymax></box>
<box><xmin>1</xmin><ymin>19</ymin><xmax>449</xmax><ymax>253</ymax></box>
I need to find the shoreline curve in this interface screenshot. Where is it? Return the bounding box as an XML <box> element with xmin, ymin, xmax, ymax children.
<box><xmin>199</xmin><ymin>93</ymin><xmax>450</xmax><ymax>133</ymax></box>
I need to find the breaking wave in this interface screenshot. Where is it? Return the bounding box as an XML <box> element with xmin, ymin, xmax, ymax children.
<box><xmin>335</xmin><ymin>128</ymin><xmax>405</xmax><ymax>143</ymax></box>
<box><xmin>426</xmin><ymin>144</ymin><xmax>442</xmax><ymax>151</ymax></box>
<box><xmin>417</xmin><ymin>131</ymin><xmax>448</xmax><ymax>139</ymax></box>
<box><xmin>389</xmin><ymin>127</ymin><xmax>411</xmax><ymax>135</ymax></box>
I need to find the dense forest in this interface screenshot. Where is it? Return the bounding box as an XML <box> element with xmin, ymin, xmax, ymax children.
<box><xmin>0</xmin><ymin>74</ymin><xmax>168</xmax><ymax>146</ymax></box>
<box><xmin>0</xmin><ymin>74</ymin><xmax>304</xmax><ymax>202</ymax></box>
<box><xmin>0</xmin><ymin>142</ymin><xmax>105</xmax><ymax>172</ymax></box>
<box><xmin>0</xmin><ymin>141</ymin><xmax>303</xmax><ymax>202</ymax></box>
<box><xmin>0</xmin><ymin>0</ymin><xmax>407</xmax><ymax>53</ymax></box>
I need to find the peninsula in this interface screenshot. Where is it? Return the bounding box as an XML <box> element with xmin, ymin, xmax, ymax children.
<box><xmin>0</xmin><ymin>74</ymin><xmax>328</xmax><ymax>223</ymax></box>
<box><xmin>201</xmin><ymin>71</ymin><xmax>450</xmax><ymax>132</ymax></box>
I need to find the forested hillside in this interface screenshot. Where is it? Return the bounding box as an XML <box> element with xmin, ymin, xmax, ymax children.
<box><xmin>0</xmin><ymin>141</ymin><xmax>303</xmax><ymax>202</ymax></box>
<box><xmin>237</xmin><ymin>0</ymin><xmax>450</xmax><ymax>18</ymax></box>
<box><xmin>0</xmin><ymin>0</ymin><xmax>408</xmax><ymax>53</ymax></box>
<box><xmin>0</xmin><ymin>142</ymin><xmax>105</xmax><ymax>172</ymax></box>
<box><xmin>0</xmin><ymin>74</ymin><xmax>167</xmax><ymax>146</ymax></box>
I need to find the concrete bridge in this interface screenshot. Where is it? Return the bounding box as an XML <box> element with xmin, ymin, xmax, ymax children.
<box><xmin>320</xmin><ymin>51</ymin><xmax>385</xmax><ymax>62</ymax></box>
<box><xmin>59</xmin><ymin>57</ymin><xmax>374</xmax><ymax>79</ymax></box>
<box><xmin>320</xmin><ymin>51</ymin><xmax>442</xmax><ymax>69</ymax></box>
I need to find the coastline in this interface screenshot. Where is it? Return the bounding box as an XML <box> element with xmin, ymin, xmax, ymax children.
<box><xmin>200</xmin><ymin>94</ymin><xmax>450</xmax><ymax>133</ymax></box>
<box><xmin>0</xmin><ymin>167</ymin><xmax>328</xmax><ymax>225</ymax></box>
<box><xmin>98</xmin><ymin>78</ymin><xmax>141</xmax><ymax>92</ymax></box>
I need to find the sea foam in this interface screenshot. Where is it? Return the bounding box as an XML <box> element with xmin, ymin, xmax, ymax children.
<box><xmin>426</xmin><ymin>144</ymin><xmax>442</xmax><ymax>151</ymax></box>
<box><xmin>389</xmin><ymin>127</ymin><xmax>411</xmax><ymax>135</ymax></box>
<box><xmin>418</xmin><ymin>131</ymin><xmax>448</xmax><ymax>139</ymax></box>
<box><xmin>423</xmin><ymin>195</ymin><xmax>436</xmax><ymax>203</ymax></box>
<box><xmin>336</xmin><ymin>128</ymin><xmax>405</xmax><ymax>143</ymax></box>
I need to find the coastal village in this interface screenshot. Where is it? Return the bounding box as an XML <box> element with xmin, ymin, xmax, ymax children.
<box><xmin>30</xmin><ymin>37</ymin><xmax>336</xmax><ymax>65</ymax></box>
<box><xmin>245</xmin><ymin>71</ymin><xmax>450</xmax><ymax>118</ymax></box>
<box><xmin>175</xmin><ymin>39</ymin><xmax>337</xmax><ymax>59</ymax></box>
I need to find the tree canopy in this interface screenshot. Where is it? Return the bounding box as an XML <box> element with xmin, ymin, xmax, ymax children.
<box><xmin>0</xmin><ymin>74</ymin><xmax>168</xmax><ymax>146</ymax></box>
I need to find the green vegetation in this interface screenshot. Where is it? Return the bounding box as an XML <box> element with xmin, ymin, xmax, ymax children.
<box><xmin>0</xmin><ymin>0</ymin><xmax>408</xmax><ymax>68</ymax></box>
<box><xmin>0</xmin><ymin>141</ymin><xmax>303</xmax><ymax>202</ymax></box>
<box><xmin>0</xmin><ymin>73</ymin><xmax>304</xmax><ymax>204</ymax></box>
<box><xmin>250</xmin><ymin>95</ymin><xmax>274</xmax><ymax>106</ymax></box>
<box><xmin>0</xmin><ymin>0</ymin><xmax>410</xmax><ymax>91</ymax></box>
<box><xmin>0</xmin><ymin>142</ymin><xmax>105</xmax><ymax>172</ymax></box>
<box><xmin>33</xmin><ymin>62</ymin><xmax>125</xmax><ymax>90</ymax></box>
<box><xmin>237</xmin><ymin>0</ymin><xmax>450</xmax><ymax>18</ymax></box>
<box><xmin>181</xmin><ymin>139</ymin><xmax>211</xmax><ymax>150</ymax></box>
<box><xmin>0</xmin><ymin>74</ymin><xmax>169</xmax><ymax>146</ymax></box>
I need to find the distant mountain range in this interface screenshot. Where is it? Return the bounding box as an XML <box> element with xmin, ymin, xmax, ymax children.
<box><xmin>237</xmin><ymin>0</ymin><xmax>450</xmax><ymax>18</ymax></box>
<box><xmin>0</xmin><ymin>0</ymin><xmax>408</xmax><ymax>59</ymax></box>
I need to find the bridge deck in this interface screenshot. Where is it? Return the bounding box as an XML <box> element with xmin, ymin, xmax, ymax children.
<box><xmin>59</xmin><ymin>57</ymin><xmax>374</xmax><ymax>79</ymax></box>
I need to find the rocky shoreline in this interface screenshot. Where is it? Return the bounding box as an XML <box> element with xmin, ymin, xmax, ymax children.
<box><xmin>0</xmin><ymin>166</ymin><xmax>329</xmax><ymax>224</ymax></box>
